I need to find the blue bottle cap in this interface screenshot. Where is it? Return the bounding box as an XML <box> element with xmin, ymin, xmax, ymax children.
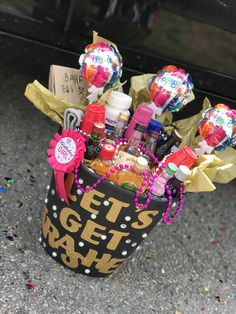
<box><xmin>146</xmin><ymin>119</ymin><xmax>162</xmax><ymax>133</ymax></box>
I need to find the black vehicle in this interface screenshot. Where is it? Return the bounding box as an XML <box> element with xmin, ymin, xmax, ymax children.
<box><xmin>0</xmin><ymin>0</ymin><xmax>235</xmax><ymax>116</ymax></box>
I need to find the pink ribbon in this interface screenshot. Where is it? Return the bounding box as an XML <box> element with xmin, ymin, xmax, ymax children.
<box><xmin>47</xmin><ymin>130</ymin><xmax>86</xmax><ymax>204</ymax></box>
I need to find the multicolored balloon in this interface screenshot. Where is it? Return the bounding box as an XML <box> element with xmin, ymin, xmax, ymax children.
<box><xmin>195</xmin><ymin>103</ymin><xmax>236</xmax><ymax>155</ymax></box>
<box><xmin>147</xmin><ymin>65</ymin><xmax>194</xmax><ymax>116</ymax></box>
<box><xmin>79</xmin><ymin>42</ymin><xmax>123</xmax><ymax>102</ymax></box>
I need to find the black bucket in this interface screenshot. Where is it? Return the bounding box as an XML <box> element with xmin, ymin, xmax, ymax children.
<box><xmin>40</xmin><ymin>163</ymin><xmax>168</xmax><ymax>277</ymax></box>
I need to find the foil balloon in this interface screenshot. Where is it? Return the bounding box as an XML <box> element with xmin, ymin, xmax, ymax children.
<box><xmin>79</xmin><ymin>42</ymin><xmax>123</xmax><ymax>102</ymax></box>
<box><xmin>195</xmin><ymin>103</ymin><xmax>236</xmax><ymax>155</ymax></box>
<box><xmin>148</xmin><ymin>65</ymin><xmax>194</xmax><ymax>116</ymax></box>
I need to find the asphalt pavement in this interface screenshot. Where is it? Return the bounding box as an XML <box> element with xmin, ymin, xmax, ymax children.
<box><xmin>0</xmin><ymin>66</ymin><xmax>236</xmax><ymax>314</ymax></box>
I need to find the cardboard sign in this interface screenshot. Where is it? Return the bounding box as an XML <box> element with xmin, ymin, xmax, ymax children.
<box><xmin>41</xmin><ymin>164</ymin><xmax>168</xmax><ymax>277</ymax></box>
<box><xmin>49</xmin><ymin>65</ymin><xmax>88</xmax><ymax>105</ymax></box>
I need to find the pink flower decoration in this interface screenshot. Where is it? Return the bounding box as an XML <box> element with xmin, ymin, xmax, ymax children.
<box><xmin>47</xmin><ymin>129</ymin><xmax>86</xmax><ymax>173</ymax></box>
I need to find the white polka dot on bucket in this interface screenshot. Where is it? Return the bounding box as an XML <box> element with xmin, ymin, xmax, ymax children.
<box><xmin>103</xmin><ymin>200</ymin><xmax>110</xmax><ymax>206</ymax></box>
<box><xmin>124</xmin><ymin>216</ymin><xmax>131</xmax><ymax>222</ymax></box>
<box><xmin>120</xmin><ymin>224</ymin><xmax>127</xmax><ymax>229</ymax></box>
<box><xmin>131</xmin><ymin>242</ymin><xmax>137</xmax><ymax>247</ymax></box>
<box><xmin>122</xmin><ymin>251</ymin><xmax>128</xmax><ymax>256</ymax></box>
<box><xmin>52</xmin><ymin>205</ymin><xmax>57</xmax><ymax>211</ymax></box>
<box><xmin>125</xmin><ymin>239</ymin><xmax>131</xmax><ymax>244</ymax></box>
<box><xmin>78</xmin><ymin>242</ymin><xmax>84</xmax><ymax>247</ymax></box>
<box><xmin>46</xmin><ymin>185</ymin><xmax>50</xmax><ymax>190</ymax></box>
<box><xmin>91</xmin><ymin>214</ymin><xmax>97</xmax><ymax>220</ymax></box>
<box><xmin>44</xmin><ymin>198</ymin><xmax>48</xmax><ymax>204</ymax></box>
<box><xmin>38</xmin><ymin>237</ymin><xmax>42</xmax><ymax>243</ymax></box>
<box><xmin>79</xmin><ymin>178</ymin><xmax>84</xmax><ymax>184</ymax></box>
<box><xmin>77</xmin><ymin>189</ymin><xmax>82</xmax><ymax>195</ymax></box>
<box><xmin>53</xmin><ymin>213</ymin><xmax>58</xmax><ymax>218</ymax></box>
<box><xmin>101</xmin><ymin>235</ymin><xmax>107</xmax><ymax>240</ymax></box>
<box><xmin>142</xmin><ymin>233</ymin><xmax>147</xmax><ymax>238</ymax></box>
<box><xmin>52</xmin><ymin>252</ymin><xmax>57</xmax><ymax>257</ymax></box>
<box><xmin>42</xmin><ymin>242</ymin><xmax>46</xmax><ymax>248</ymax></box>
<box><xmin>51</xmin><ymin>189</ymin><xmax>55</xmax><ymax>195</ymax></box>
<box><xmin>85</xmin><ymin>269</ymin><xmax>90</xmax><ymax>274</ymax></box>
<box><xmin>61</xmin><ymin>198</ymin><xmax>64</xmax><ymax>202</ymax></box>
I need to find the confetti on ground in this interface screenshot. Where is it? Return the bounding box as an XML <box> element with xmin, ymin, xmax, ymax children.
<box><xmin>0</xmin><ymin>186</ymin><xmax>6</xmax><ymax>192</ymax></box>
<box><xmin>161</xmin><ymin>268</ymin><xmax>165</xmax><ymax>274</ymax></box>
<box><xmin>17</xmin><ymin>200</ymin><xmax>23</xmax><ymax>208</ymax></box>
<box><xmin>211</xmin><ymin>239</ymin><xmax>220</xmax><ymax>245</ymax></box>
<box><xmin>6</xmin><ymin>235</ymin><xmax>16</xmax><ymax>241</ymax></box>
<box><xmin>25</xmin><ymin>281</ymin><xmax>36</xmax><ymax>290</ymax></box>
<box><xmin>30</xmin><ymin>175</ymin><xmax>37</xmax><ymax>183</ymax></box>
<box><xmin>228</xmin><ymin>293</ymin><xmax>235</xmax><ymax>299</ymax></box>
<box><xmin>218</xmin><ymin>226</ymin><xmax>225</xmax><ymax>232</ymax></box>
<box><xmin>6</xmin><ymin>178</ymin><xmax>15</xmax><ymax>186</ymax></box>
<box><xmin>215</xmin><ymin>296</ymin><xmax>221</xmax><ymax>303</ymax></box>
<box><xmin>207</xmin><ymin>203</ymin><xmax>213</xmax><ymax>209</ymax></box>
<box><xmin>175</xmin><ymin>310</ymin><xmax>182</xmax><ymax>314</ymax></box>
<box><xmin>204</xmin><ymin>287</ymin><xmax>209</xmax><ymax>292</ymax></box>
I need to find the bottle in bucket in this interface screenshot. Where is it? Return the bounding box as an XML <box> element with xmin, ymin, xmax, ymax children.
<box><xmin>116</xmin><ymin>156</ymin><xmax>149</xmax><ymax>192</ymax></box>
<box><xmin>155</xmin><ymin>130</ymin><xmax>182</xmax><ymax>160</ymax></box>
<box><xmin>165</xmin><ymin>165</ymin><xmax>190</xmax><ymax>197</ymax></box>
<box><xmin>143</xmin><ymin>129</ymin><xmax>162</xmax><ymax>165</ymax></box>
<box><xmin>116</xmin><ymin>124</ymin><xmax>145</xmax><ymax>166</ymax></box>
<box><xmin>91</xmin><ymin>143</ymin><xmax>115</xmax><ymax>176</ymax></box>
<box><xmin>110</xmin><ymin>112</ymin><xmax>129</xmax><ymax>142</ymax></box>
<box><xmin>152</xmin><ymin>162</ymin><xmax>178</xmax><ymax>197</ymax></box>
<box><xmin>142</xmin><ymin>119</ymin><xmax>162</xmax><ymax>144</ymax></box>
<box><xmin>105</xmin><ymin>91</ymin><xmax>132</xmax><ymax>138</ymax></box>
<box><xmin>84</xmin><ymin>122</ymin><xmax>105</xmax><ymax>166</ymax></box>
<box><xmin>125</xmin><ymin>104</ymin><xmax>153</xmax><ymax>140</ymax></box>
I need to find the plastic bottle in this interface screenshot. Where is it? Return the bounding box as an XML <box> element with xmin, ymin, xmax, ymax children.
<box><xmin>105</xmin><ymin>91</ymin><xmax>132</xmax><ymax>137</ymax></box>
<box><xmin>143</xmin><ymin>130</ymin><xmax>162</xmax><ymax>166</ymax></box>
<box><xmin>125</xmin><ymin>104</ymin><xmax>153</xmax><ymax>140</ymax></box>
<box><xmin>90</xmin><ymin>144</ymin><xmax>115</xmax><ymax>176</ymax></box>
<box><xmin>142</xmin><ymin>119</ymin><xmax>162</xmax><ymax>144</ymax></box>
<box><xmin>165</xmin><ymin>165</ymin><xmax>190</xmax><ymax>197</ymax></box>
<box><xmin>116</xmin><ymin>124</ymin><xmax>145</xmax><ymax>166</ymax></box>
<box><xmin>84</xmin><ymin>122</ymin><xmax>105</xmax><ymax>166</ymax></box>
<box><xmin>155</xmin><ymin>130</ymin><xmax>182</xmax><ymax>160</ymax></box>
<box><xmin>116</xmin><ymin>156</ymin><xmax>149</xmax><ymax>192</ymax></box>
<box><xmin>152</xmin><ymin>162</ymin><xmax>178</xmax><ymax>197</ymax></box>
<box><xmin>110</xmin><ymin>112</ymin><xmax>129</xmax><ymax>141</ymax></box>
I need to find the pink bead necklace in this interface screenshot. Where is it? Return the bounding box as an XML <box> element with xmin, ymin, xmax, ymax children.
<box><xmin>73</xmin><ymin>138</ymin><xmax>184</xmax><ymax>223</ymax></box>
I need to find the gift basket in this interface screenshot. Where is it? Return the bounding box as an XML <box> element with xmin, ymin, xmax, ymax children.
<box><xmin>25</xmin><ymin>32</ymin><xmax>236</xmax><ymax>277</ymax></box>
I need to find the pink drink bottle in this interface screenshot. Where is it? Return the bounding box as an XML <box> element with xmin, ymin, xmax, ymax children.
<box><xmin>152</xmin><ymin>162</ymin><xmax>178</xmax><ymax>197</ymax></box>
<box><xmin>125</xmin><ymin>104</ymin><xmax>153</xmax><ymax>141</ymax></box>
